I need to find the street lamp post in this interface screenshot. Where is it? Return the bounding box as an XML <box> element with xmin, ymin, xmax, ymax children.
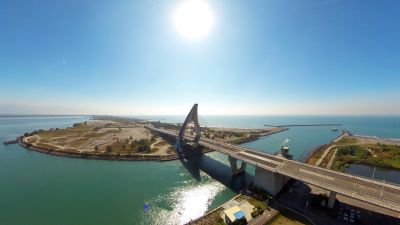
<box><xmin>372</xmin><ymin>167</ymin><xmax>376</xmax><ymax>179</ymax></box>
<box><xmin>305</xmin><ymin>200</ymin><xmax>309</xmax><ymax>214</ymax></box>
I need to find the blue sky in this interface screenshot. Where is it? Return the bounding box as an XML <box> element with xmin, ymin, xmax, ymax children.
<box><xmin>1</xmin><ymin>0</ymin><xmax>399</xmax><ymax>115</ymax></box>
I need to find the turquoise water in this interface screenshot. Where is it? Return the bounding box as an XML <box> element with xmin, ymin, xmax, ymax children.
<box><xmin>0</xmin><ymin>115</ymin><xmax>399</xmax><ymax>225</ymax></box>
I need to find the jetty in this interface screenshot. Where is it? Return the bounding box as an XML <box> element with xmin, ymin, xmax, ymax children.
<box><xmin>3</xmin><ymin>137</ymin><xmax>20</xmax><ymax>145</ymax></box>
<box><xmin>264</xmin><ymin>124</ymin><xmax>342</xmax><ymax>127</ymax></box>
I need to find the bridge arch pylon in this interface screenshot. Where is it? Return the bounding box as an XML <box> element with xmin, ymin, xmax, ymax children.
<box><xmin>175</xmin><ymin>103</ymin><xmax>201</xmax><ymax>152</ymax></box>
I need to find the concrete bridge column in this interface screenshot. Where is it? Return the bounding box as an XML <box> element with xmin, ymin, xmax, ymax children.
<box><xmin>328</xmin><ymin>191</ymin><xmax>336</xmax><ymax>209</ymax></box>
<box><xmin>254</xmin><ymin>166</ymin><xmax>290</xmax><ymax>195</ymax></box>
<box><xmin>228</xmin><ymin>156</ymin><xmax>247</xmax><ymax>176</ymax></box>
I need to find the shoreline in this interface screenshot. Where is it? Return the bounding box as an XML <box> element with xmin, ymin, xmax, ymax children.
<box><xmin>305</xmin><ymin>131</ymin><xmax>400</xmax><ymax>172</ymax></box>
<box><xmin>18</xmin><ymin>136</ymin><xmax>214</xmax><ymax>162</ymax></box>
<box><xmin>15</xmin><ymin>122</ymin><xmax>288</xmax><ymax>162</ymax></box>
<box><xmin>231</xmin><ymin>127</ymin><xmax>288</xmax><ymax>144</ymax></box>
<box><xmin>303</xmin><ymin>130</ymin><xmax>351</xmax><ymax>163</ymax></box>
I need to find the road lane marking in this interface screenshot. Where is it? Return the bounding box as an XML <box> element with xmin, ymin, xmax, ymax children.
<box><xmin>238</xmin><ymin>151</ymin><xmax>282</xmax><ymax>165</ymax></box>
<box><xmin>299</xmin><ymin>169</ymin><xmax>335</xmax><ymax>181</ymax></box>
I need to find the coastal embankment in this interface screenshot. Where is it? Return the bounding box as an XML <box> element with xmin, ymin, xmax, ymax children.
<box><xmin>230</xmin><ymin>127</ymin><xmax>288</xmax><ymax>144</ymax></box>
<box><xmin>304</xmin><ymin>130</ymin><xmax>351</xmax><ymax>165</ymax></box>
<box><xmin>18</xmin><ymin>136</ymin><xmax>213</xmax><ymax>162</ymax></box>
<box><xmin>305</xmin><ymin>130</ymin><xmax>400</xmax><ymax>172</ymax></box>
<box><xmin>2</xmin><ymin>137</ymin><xmax>20</xmax><ymax>145</ymax></box>
<box><xmin>14</xmin><ymin>119</ymin><xmax>288</xmax><ymax>162</ymax></box>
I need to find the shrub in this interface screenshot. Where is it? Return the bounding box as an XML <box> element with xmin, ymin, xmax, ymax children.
<box><xmin>106</xmin><ymin>145</ymin><xmax>112</xmax><ymax>153</ymax></box>
<box><xmin>251</xmin><ymin>210</ymin><xmax>260</xmax><ymax>218</ymax></box>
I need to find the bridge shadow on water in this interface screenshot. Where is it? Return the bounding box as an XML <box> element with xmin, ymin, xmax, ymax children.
<box><xmin>178</xmin><ymin>150</ymin><xmax>253</xmax><ymax>193</ymax></box>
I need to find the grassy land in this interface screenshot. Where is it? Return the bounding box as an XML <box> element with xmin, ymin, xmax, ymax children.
<box><xmin>306</xmin><ymin>144</ymin><xmax>329</xmax><ymax>165</ymax></box>
<box><xmin>336</xmin><ymin>137</ymin><xmax>359</xmax><ymax>145</ymax></box>
<box><xmin>151</xmin><ymin>121</ymin><xmax>284</xmax><ymax>145</ymax></box>
<box><xmin>23</xmin><ymin>120</ymin><xmax>174</xmax><ymax>156</ymax></box>
<box><xmin>248</xmin><ymin>198</ymin><xmax>268</xmax><ymax>211</ymax></box>
<box><xmin>267</xmin><ymin>209</ymin><xmax>311</xmax><ymax>225</ymax></box>
<box><xmin>331</xmin><ymin>140</ymin><xmax>400</xmax><ymax>171</ymax></box>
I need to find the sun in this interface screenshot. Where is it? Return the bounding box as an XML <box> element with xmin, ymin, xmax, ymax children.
<box><xmin>173</xmin><ymin>0</ymin><xmax>214</xmax><ymax>40</ymax></box>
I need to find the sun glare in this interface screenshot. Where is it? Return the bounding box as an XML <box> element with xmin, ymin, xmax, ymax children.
<box><xmin>173</xmin><ymin>0</ymin><xmax>214</xmax><ymax>40</ymax></box>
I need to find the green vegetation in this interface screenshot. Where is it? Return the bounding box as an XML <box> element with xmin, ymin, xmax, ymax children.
<box><xmin>213</xmin><ymin>220</ymin><xmax>225</xmax><ymax>225</ymax></box>
<box><xmin>23</xmin><ymin>121</ymin><xmax>165</xmax><ymax>155</ymax></box>
<box><xmin>331</xmin><ymin>144</ymin><xmax>400</xmax><ymax>171</ymax></box>
<box><xmin>106</xmin><ymin>145</ymin><xmax>112</xmax><ymax>153</ymax></box>
<box><xmin>24</xmin><ymin>129</ymin><xmax>46</xmax><ymax>137</ymax></box>
<box><xmin>336</xmin><ymin>137</ymin><xmax>359</xmax><ymax>145</ymax></box>
<box><xmin>248</xmin><ymin>198</ymin><xmax>268</xmax><ymax>211</ymax></box>
<box><xmin>107</xmin><ymin>138</ymin><xmax>154</xmax><ymax>154</ymax></box>
<box><xmin>224</xmin><ymin>131</ymin><xmax>246</xmax><ymax>138</ymax></box>
<box><xmin>306</xmin><ymin>144</ymin><xmax>329</xmax><ymax>165</ymax></box>
<box><xmin>248</xmin><ymin>197</ymin><xmax>267</xmax><ymax>219</ymax></box>
<box><xmin>267</xmin><ymin>209</ymin><xmax>310</xmax><ymax>225</ymax></box>
<box><xmin>247</xmin><ymin>185</ymin><xmax>272</xmax><ymax>200</ymax></box>
<box><xmin>151</xmin><ymin>121</ymin><xmax>180</xmax><ymax>130</ymax></box>
<box><xmin>231</xmin><ymin>218</ymin><xmax>247</xmax><ymax>225</ymax></box>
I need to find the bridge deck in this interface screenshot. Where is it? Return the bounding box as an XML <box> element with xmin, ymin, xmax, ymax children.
<box><xmin>146</xmin><ymin>126</ymin><xmax>400</xmax><ymax>213</ymax></box>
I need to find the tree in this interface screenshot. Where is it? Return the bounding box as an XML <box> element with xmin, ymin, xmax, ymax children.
<box><xmin>106</xmin><ymin>145</ymin><xmax>112</xmax><ymax>153</ymax></box>
<box><xmin>137</xmin><ymin>139</ymin><xmax>151</xmax><ymax>152</ymax></box>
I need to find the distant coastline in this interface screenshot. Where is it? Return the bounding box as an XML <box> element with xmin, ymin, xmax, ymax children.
<box><xmin>0</xmin><ymin>114</ymin><xmax>90</xmax><ymax>118</ymax></box>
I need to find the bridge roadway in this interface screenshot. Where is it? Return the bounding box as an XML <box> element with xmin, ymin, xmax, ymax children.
<box><xmin>146</xmin><ymin>126</ymin><xmax>400</xmax><ymax>214</ymax></box>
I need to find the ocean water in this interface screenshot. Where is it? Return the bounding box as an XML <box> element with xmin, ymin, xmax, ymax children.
<box><xmin>140</xmin><ymin>115</ymin><xmax>400</xmax><ymax>159</ymax></box>
<box><xmin>0</xmin><ymin>115</ymin><xmax>399</xmax><ymax>225</ymax></box>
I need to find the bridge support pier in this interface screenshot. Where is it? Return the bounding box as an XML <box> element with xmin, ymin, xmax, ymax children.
<box><xmin>254</xmin><ymin>166</ymin><xmax>290</xmax><ymax>195</ymax></box>
<box><xmin>229</xmin><ymin>156</ymin><xmax>247</xmax><ymax>176</ymax></box>
<box><xmin>328</xmin><ymin>191</ymin><xmax>336</xmax><ymax>209</ymax></box>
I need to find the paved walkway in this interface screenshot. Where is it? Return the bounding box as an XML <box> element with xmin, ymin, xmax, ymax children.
<box><xmin>315</xmin><ymin>146</ymin><xmax>334</xmax><ymax>166</ymax></box>
<box><xmin>326</xmin><ymin>149</ymin><xmax>338</xmax><ymax>169</ymax></box>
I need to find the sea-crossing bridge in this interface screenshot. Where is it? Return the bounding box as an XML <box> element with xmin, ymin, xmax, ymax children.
<box><xmin>145</xmin><ymin>104</ymin><xmax>400</xmax><ymax>215</ymax></box>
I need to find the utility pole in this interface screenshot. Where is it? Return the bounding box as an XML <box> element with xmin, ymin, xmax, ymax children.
<box><xmin>372</xmin><ymin>167</ymin><xmax>376</xmax><ymax>179</ymax></box>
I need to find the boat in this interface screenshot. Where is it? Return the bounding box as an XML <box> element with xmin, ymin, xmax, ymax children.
<box><xmin>280</xmin><ymin>146</ymin><xmax>290</xmax><ymax>154</ymax></box>
<box><xmin>279</xmin><ymin>138</ymin><xmax>293</xmax><ymax>159</ymax></box>
<box><xmin>331</xmin><ymin>128</ymin><xmax>338</xmax><ymax>132</ymax></box>
<box><xmin>280</xmin><ymin>146</ymin><xmax>293</xmax><ymax>159</ymax></box>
